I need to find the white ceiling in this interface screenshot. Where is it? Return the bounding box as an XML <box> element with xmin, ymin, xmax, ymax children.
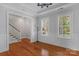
<box><xmin>2</xmin><ymin>3</ymin><xmax>69</xmax><ymax>16</ymax></box>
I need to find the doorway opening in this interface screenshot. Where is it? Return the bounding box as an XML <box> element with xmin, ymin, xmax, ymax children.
<box><xmin>8</xmin><ymin>14</ymin><xmax>32</xmax><ymax>44</ymax></box>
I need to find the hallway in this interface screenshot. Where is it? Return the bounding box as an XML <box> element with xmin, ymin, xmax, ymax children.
<box><xmin>0</xmin><ymin>38</ymin><xmax>79</xmax><ymax>56</ymax></box>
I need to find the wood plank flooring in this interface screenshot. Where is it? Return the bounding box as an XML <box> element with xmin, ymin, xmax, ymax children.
<box><xmin>0</xmin><ymin>38</ymin><xmax>79</xmax><ymax>56</ymax></box>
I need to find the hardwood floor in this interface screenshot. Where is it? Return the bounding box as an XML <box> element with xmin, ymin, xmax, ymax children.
<box><xmin>0</xmin><ymin>38</ymin><xmax>79</xmax><ymax>56</ymax></box>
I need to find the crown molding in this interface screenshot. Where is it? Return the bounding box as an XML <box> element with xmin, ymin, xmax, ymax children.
<box><xmin>1</xmin><ymin>4</ymin><xmax>37</xmax><ymax>17</ymax></box>
<box><xmin>38</xmin><ymin>4</ymin><xmax>76</xmax><ymax>16</ymax></box>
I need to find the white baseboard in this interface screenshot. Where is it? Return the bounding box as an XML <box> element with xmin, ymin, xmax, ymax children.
<box><xmin>9</xmin><ymin>39</ymin><xmax>20</xmax><ymax>44</ymax></box>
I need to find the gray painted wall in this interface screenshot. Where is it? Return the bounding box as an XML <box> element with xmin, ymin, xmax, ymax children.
<box><xmin>37</xmin><ymin>4</ymin><xmax>79</xmax><ymax>50</ymax></box>
<box><xmin>0</xmin><ymin>6</ymin><xmax>8</xmax><ymax>52</ymax></box>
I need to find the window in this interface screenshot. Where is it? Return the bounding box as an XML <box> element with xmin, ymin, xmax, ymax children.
<box><xmin>41</xmin><ymin>17</ymin><xmax>49</xmax><ymax>36</ymax></box>
<box><xmin>58</xmin><ymin>16</ymin><xmax>71</xmax><ymax>39</ymax></box>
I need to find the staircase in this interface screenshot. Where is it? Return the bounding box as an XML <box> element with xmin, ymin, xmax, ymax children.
<box><xmin>9</xmin><ymin>24</ymin><xmax>21</xmax><ymax>44</ymax></box>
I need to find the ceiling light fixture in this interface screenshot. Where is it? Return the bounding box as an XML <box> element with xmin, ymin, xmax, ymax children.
<box><xmin>37</xmin><ymin>3</ymin><xmax>52</xmax><ymax>8</ymax></box>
